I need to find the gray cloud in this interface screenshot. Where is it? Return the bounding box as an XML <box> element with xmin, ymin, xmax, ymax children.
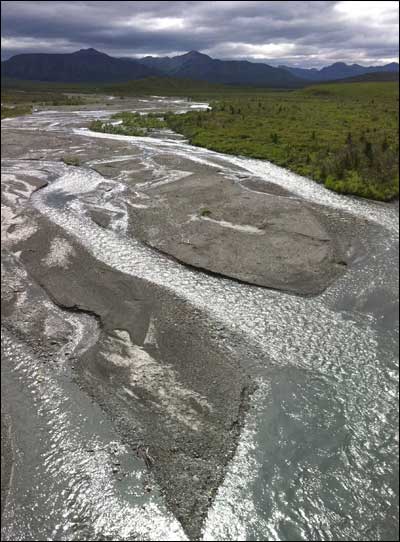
<box><xmin>1</xmin><ymin>1</ymin><xmax>399</xmax><ymax>67</ymax></box>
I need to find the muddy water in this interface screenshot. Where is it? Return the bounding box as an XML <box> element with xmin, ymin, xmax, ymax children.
<box><xmin>1</xmin><ymin>97</ymin><xmax>399</xmax><ymax>541</ymax></box>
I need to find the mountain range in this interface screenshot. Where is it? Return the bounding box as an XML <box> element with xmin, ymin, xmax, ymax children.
<box><xmin>1</xmin><ymin>48</ymin><xmax>157</xmax><ymax>83</ymax></box>
<box><xmin>280</xmin><ymin>61</ymin><xmax>400</xmax><ymax>81</ymax></box>
<box><xmin>138</xmin><ymin>50</ymin><xmax>302</xmax><ymax>87</ymax></box>
<box><xmin>2</xmin><ymin>48</ymin><xmax>399</xmax><ymax>87</ymax></box>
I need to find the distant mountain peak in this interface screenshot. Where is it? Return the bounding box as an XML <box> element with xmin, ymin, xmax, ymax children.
<box><xmin>74</xmin><ymin>48</ymin><xmax>105</xmax><ymax>56</ymax></box>
<box><xmin>183</xmin><ymin>50</ymin><xmax>210</xmax><ymax>59</ymax></box>
<box><xmin>281</xmin><ymin>60</ymin><xmax>399</xmax><ymax>82</ymax></box>
<box><xmin>2</xmin><ymin>47</ymin><xmax>158</xmax><ymax>82</ymax></box>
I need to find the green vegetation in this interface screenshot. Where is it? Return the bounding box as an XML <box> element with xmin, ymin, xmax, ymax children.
<box><xmin>62</xmin><ymin>156</ymin><xmax>81</xmax><ymax>166</ymax></box>
<box><xmin>2</xmin><ymin>76</ymin><xmax>282</xmax><ymax>99</ymax></box>
<box><xmin>1</xmin><ymin>104</ymin><xmax>32</xmax><ymax>119</ymax></box>
<box><xmin>2</xmin><ymin>89</ymin><xmax>87</xmax><ymax>106</ymax></box>
<box><xmin>3</xmin><ymin>77</ymin><xmax>398</xmax><ymax>201</ymax></box>
<box><xmin>1</xmin><ymin>89</ymin><xmax>86</xmax><ymax>106</ymax></box>
<box><xmin>319</xmin><ymin>71</ymin><xmax>399</xmax><ymax>84</ymax></box>
<box><xmin>89</xmin><ymin>111</ymin><xmax>167</xmax><ymax>136</ymax></box>
<box><xmin>1</xmin><ymin>86</ymin><xmax>89</xmax><ymax>119</ymax></box>
<box><xmin>164</xmin><ymin>82</ymin><xmax>399</xmax><ymax>201</ymax></box>
<box><xmin>99</xmin><ymin>77</ymin><xmax>280</xmax><ymax>99</ymax></box>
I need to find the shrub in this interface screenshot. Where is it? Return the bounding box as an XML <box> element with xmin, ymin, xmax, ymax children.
<box><xmin>62</xmin><ymin>156</ymin><xmax>81</xmax><ymax>166</ymax></box>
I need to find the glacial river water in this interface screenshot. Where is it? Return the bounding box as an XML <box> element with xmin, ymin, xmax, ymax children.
<box><xmin>1</xmin><ymin>97</ymin><xmax>399</xmax><ymax>541</ymax></box>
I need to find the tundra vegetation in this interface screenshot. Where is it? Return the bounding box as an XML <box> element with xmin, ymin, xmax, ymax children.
<box><xmin>62</xmin><ymin>156</ymin><xmax>81</xmax><ymax>166</ymax></box>
<box><xmin>1</xmin><ymin>104</ymin><xmax>32</xmax><ymax>119</ymax></box>
<box><xmin>2</xmin><ymin>78</ymin><xmax>398</xmax><ymax>201</ymax></box>
<box><xmin>89</xmin><ymin>112</ymin><xmax>166</xmax><ymax>136</ymax></box>
<box><xmin>1</xmin><ymin>88</ymin><xmax>87</xmax><ymax>118</ymax></box>
<box><xmin>165</xmin><ymin>82</ymin><xmax>399</xmax><ymax>201</ymax></box>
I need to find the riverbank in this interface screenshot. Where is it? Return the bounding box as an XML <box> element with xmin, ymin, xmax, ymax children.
<box><xmin>163</xmin><ymin>82</ymin><xmax>399</xmax><ymax>201</ymax></box>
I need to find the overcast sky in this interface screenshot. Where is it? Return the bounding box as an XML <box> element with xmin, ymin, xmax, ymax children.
<box><xmin>1</xmin><ymin>1</ymin><xmax>399</xmax><ymax>67</ymax></box>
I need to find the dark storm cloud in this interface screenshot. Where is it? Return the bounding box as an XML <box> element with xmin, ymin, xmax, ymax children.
<box><xmin>1</xmin><ymin>1</ymin><xmax>399</xmax><ymax>67</ymax></box>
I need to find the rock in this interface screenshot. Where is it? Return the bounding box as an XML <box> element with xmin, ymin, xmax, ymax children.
<box><xmin>129</xmin><ymin>173</ymin><xmax>348</xmax><ymax>296</ymax></box>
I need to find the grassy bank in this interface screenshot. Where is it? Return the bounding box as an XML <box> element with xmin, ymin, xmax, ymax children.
<box><xmin>3</xmin><ymin>77</ymin><xmax>399</xmax><ymax>201</ymax></box>
<box><xmin>88</xmin><ymin>80</ymin><xmax>398</xmax><ymax>201</ymax></box>
<box><xmin>165</xmin><ymin>82</ymin><xmax>399</xmax><ymax>201</ymax></box>
<box><xmin>2</xmin><ymin>76</ymin><xmax>286</xmax><ymax>99</ymax></box>
<box><xmin>89</xmin><ymin>111</ymin><xmax>167</xmax><ymax>136</ymax></box>
<box><xmin>1</xmin><ymin>104</ymin><xmax>32</xmax><ymax>119</ymax></box>
<box><xmin>1</xmin><ymin>86</ymin><xmax>90</xmax><ymax>119</ymax></box>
